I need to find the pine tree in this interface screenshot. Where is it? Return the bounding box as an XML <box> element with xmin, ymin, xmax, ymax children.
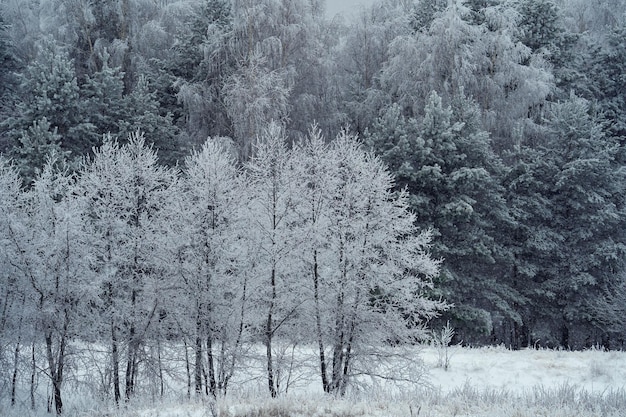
<box><xmin>119</xmin><ymin>76</ymin><xmax>180</xmax><ymax>165</ymax></box>
<box><xmin>514</xmin><ymin>0</ymin><xmax>578</xmax><ymax>93</ymax></box>
<box><xmin>0</xmin><ymin>13</ymin><xmax>19</xmax><ymax>152</ymax></box>
<box><xmin>505</xmin><ymin>95</ymin><xmax>626</xmax><ymax>347</ymax></box>
<box><xmin>412</xmin><ymin>0</ymin><xmax>447</xmax><ymax>32</ymax></box>
<box><xmin>13</xmin><ymin>118</ymin><xmax>68</xmax><ymax>186</ymax></box>
<box><xmin>82</xmin><ymin>59</ymin><xmax>127</xmax><ymax>140</ymax></box>
<box><xmin>366</xmin><ymin>92</ymin><xmax>517</xmax><ymax>344</ymax></box>
<box><xmin>593</xmin><ymin>24</ymin><xmax>626</xmax><ymax>141</ymax></box>
<box><xmin>6</xmin><ymin>40</ymin><xmax>95</xmax><ymax>163</ymax></box>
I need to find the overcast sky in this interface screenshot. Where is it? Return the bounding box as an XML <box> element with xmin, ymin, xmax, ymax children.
<box><xmin>325</xmin><ymin>0</ymin><xmax>377</xmax><ymax>18</ymax></box>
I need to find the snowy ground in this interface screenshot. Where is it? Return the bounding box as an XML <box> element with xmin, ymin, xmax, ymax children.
<box><xmin>423</xmin><ymin>345</ymin><xmax>626</xmax><ymax>394</ymax></box>
<box><xmin>3</xmin><ymin>346</ymin><xmax>626</xmax><ymax>417</ymax></box>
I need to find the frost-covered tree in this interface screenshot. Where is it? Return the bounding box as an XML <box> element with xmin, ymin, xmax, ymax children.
<box><xmin>12</xmin><ymin>118</ymin><xmax>68</xmax><ymax>186</ymax></box>
<box><xmin>76</xmin><ymin>132</ymin><xmax>178</xmax><ymax>401</ymax></box>
<box><xmin>290</xmin><ymin>126</ymin><xmax>334</xmax><ymax>391</ymax></box>
<box><xmin>0</xmin><ymin>12</ymin><xmax>19</xmax><ymax>152</ymax></box>
<box><xmin>411</xmin><ymin>0</ymin><xmax>447</xmax><ymax>32</ymax></box>
<box><xmin>317</xmin><ymin>130</ymin><xmax>442</xmax><ymax>394</ymax></box>
<box><xmin>242</xmin><ymin>123</ymin><xmax>303</xmax><ymax>397</ymax></box>
<box><xmin>20</xmin><ymin>157</ymin><xmax>91</xmax><ymax>414</ymax></box>
<box><xmin>0</xmin><ymin>158</ymin><xmax>29</xmax><ymax>407</ymax></box>
<box><xmin>170</xmin><ymin>0</ymin><xmax>235</xmax><ymax>143</ymax></box>
<box><xmin>334</xmin><ymin>1</ymin><xmax>413</xmax><ymax>135</ymax></box>
<box><xmin>593</xmin><ymin>274</ymin><xmax>626</xmax><ymax>347</ymax></box>
<box><xmin>119</xmin><ymin>76</ymin><xmax>180</xmax><ymax>164</ymax></box>
<box><xmin>81</xmin><ymin>59</ymin><xmax>127</xmax><ymax>138</ymax></box>
<box><xmin>514</xmin><ymin>0</ymin><xmax>578</xmax><ymax>96</ymax></box>
<box><xmin>176</xmin><ymin>138</ymin><xmax>246</xmax><ymax>397</ymax></box>
<box><xmin>556</xmin><ymin>0</ymin><xmax>626</xmax><ymax>35</ymax></box>
<box><xmin>587</xmin><ymin>24</ymin><xmax>626</xmax><ymax>142</ymax></box>
<box><xmin>380</xmin><ymin>1</ymin><xmax>553</xmax><ymax>149</ymax></box>
<box><xmin>224</xmin><ymin>55</ymin><xmax>291</xmax><ymax>160</ymax></box>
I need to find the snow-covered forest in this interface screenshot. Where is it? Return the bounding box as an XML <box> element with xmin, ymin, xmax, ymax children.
<box><xmin>1</xmin><ymin>0</ymin><xmax>626</xmax><ymax>414</ymax></box>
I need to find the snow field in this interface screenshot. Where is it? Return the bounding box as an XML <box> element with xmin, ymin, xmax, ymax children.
<box><xmin>4</xmin><ymin>345</ymin><xmax>626</xmax><ymax>417</ymax></box>
<box><xmin>423</xmin><ymin>345</ymin><xmax>626</xmax><ymax>394</ymax></box>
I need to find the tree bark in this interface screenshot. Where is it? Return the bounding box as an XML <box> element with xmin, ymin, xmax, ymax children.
<box><xmin>313</xmin><ymin>250</ymin><xmax>329</xmax><ymax>392</ymax></box>
<box><xmin>30</xmin><ymin>341</ymin><xmax>36</xmax><ymax>410</ymax></box>
<box><xmin>266</xmin><ymin>267</ymin><xmax>277</xmax><ymax>398</ymax></box>
<box><xmin>207</xmin><ymin>335</ymin><xmax>217</xmax><ymax>398</ymax></box>
<box><xmin>45</xmin><ymin>310</ymin><xmax>69</xmax><ymax>415</ymax></box>
<box><xmin>194</xmin><ymin>313</ymin><xmax>203</xmax><ymax>394</ymax></box>
<box><xmin>125</xmin><ymin>322</ymin><xmax>136</xmax><ymax>400</ymax></box>
<box><xmin>111</xmin><ymin>322</ymin><xmax>121</xmax><ymax>404</ymax></box>
<box><xmin>11</xmin><ymin>338</ymin><xmax>20</xmax><ymax>406</ymax></box>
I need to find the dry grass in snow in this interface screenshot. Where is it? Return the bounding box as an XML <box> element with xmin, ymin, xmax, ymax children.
<box><xmin>2</xmin><ymin>346</ymin><xmax>626</xmax><ymax>417</ymax></box>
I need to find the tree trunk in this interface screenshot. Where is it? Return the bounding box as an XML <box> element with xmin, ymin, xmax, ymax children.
<box><xmin>340</xmin><ymin>317</ymin><xmax>357</xmax><ymax>396</ymax></box>
<box><xmin>561</xmin><ymin>321</ymin><xmax>570</xmax><ymax>349</ymax></box>
<box><xmin>194</xmin><ymin>316</ymin><xmax>203</xmax><ymax>395</ymax></box>
<box><xmin>207</xmin><ymin>335</ymin><xmax>217</xmax><ymax>398</ymax></box>
<box><xmin>125</xmin><ymin>324</ymin><xmax>136</xmax><ymax>400</ymax></box>
<box><xmin>313</xmin><ymin>250</ymin><xmax>329</xmax><ymax>392</ymax></box>
<box><xmin>45</xmin><ymin>333</ymin><xmax>64</xmax><ymax>415</ymax></box>
<box><xmin>11</xmin><ymin>338</ymin><xmax>20</xmax><ymax>406</ymax></box>
<box><xmin>125</xmin><ymin>285</ymin><xmax>138</xmax><ymax>400</ymax></box>
<box><xmin>222</xmin><ymin>276</ymin><xmax>247</xmax><ymax>396</ymax></box>
<box><xmin>330</xmin><ymin>286</ymin><xmax>346</xmax><ymax>394</ymax></box>
<box><xmin>30</xmin><ymin>341</ymin><xmax>36</xmax><ymax>410</ymax></box>
<box><xmin>266</xmin><ymin>267</ymin><xmax>277</xmax><ymax>398</ymax></box>
<box><xmin>157</xmin><ymin>339</ymin><xmax>164</xmax><ymax>397</ymax></box>
<box><xmin>45</xmin><ymin>309</ymin><xmax>69</xmax><ymax>415</ymax></box>
<box><xmin>183</xmin><ymin>337</ymin><xmax>191</xmax><ymax>399</ymax></box>
<box><xmin>111</xmin><ymin>322</ymin><xmax>121</xmax><ymax>404</ymax></box>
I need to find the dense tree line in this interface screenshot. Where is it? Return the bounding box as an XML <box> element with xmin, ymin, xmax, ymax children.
<box><xmin>0</xmin><ymin>128</ymin><xmax>442</xmax><ymax>413</ymax></box>
<box><xmin>1</xmin><ymin>2</ymin><xmax>626</xmax><ymax>407</ymax></box>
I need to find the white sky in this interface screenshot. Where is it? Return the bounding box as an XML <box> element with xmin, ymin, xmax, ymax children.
<box><xmin>325</xmin><ymin>0</ymin><xmax>377</xmax><ymax>17</ymax></box>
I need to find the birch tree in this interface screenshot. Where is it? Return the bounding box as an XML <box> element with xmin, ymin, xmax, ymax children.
<box><xmin>176</xmin><ymin>138</ymin><xmax>246</xmax><ymax>397</ymax></box>
<box><xmin>21</xmin><ymin>157</ymin><xmax>90</xmax><ymax>414</ymax></box>
<box><xmin>319</xmin><ymin>131</ymin><xmax>442</xmax><ymax>394</ymax></box>
<box><xmin>77</xmin><ymin>132</ymin><xmax>178</xmax><ymax>402</ymax></box>
<box><xmin>0</xmin><ymin>158</ymin><xmax>30</xmax><ymax>408</ymax></box>
<box><xmin>242</xmin><ymin>123</ymin><xmax>304</xmax><ymax>397</ymax></box>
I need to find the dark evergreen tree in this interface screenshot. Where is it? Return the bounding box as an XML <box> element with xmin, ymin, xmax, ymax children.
<box><xmin>366</xmin><ymin>92</ymin><xmax>518</xmax><ymax>344</ymax></box>
<box><xmin>514</xmin><ymin>0</ymin><xmax>578</xmax><ymax>94</ymax></box>
<box><xmin>4</xmin><ymin>40</ymin><xmax>95</xmax><ymax>175</ymax></box>
<box><xmin>119</xmin><ymin>76</ymin><xmax>180</xmax><ymax>165</ymax></box>
<box><xmin>13</xmin><ymin>118</ymin><xmax>69</xmax><ymax>186</ymax></box>
<box><xmin>463</xmin><ymin>0</ymin><xmax>500</xmax><ymax>26</ymax></box>
<box><xmin>411</xmin><ymin>0</ymin><xmax>447</xmax><ymax>32</ymax></box>
<box><xmin>168</xmin><ymin>0</ymin><xmax>235</xmax><ymax>143</ymax></box>
<box><xmin>505</xmin><ymin>95</ymin><xmax>626</xmax><ymax>348</ymax></box>
<box><xmin>81</xmin><ymin>59</ymin><xmax>127</xmax><ymax>141</ymax></box>
<box><xmin>592</xmin><ymin>25</ymin><xmax>626</xmax><ymax>142</ymax></box>
<box><xmin>0</xmin><ymin>13</ymin><xmax>20</xmax><ymax>153</ymax></box>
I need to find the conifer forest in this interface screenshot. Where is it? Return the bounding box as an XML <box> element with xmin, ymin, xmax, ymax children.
<box><xmin>1</xmin><ymin>0</ymin><xmax>626</xmax><ymax>414</ymax></box>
